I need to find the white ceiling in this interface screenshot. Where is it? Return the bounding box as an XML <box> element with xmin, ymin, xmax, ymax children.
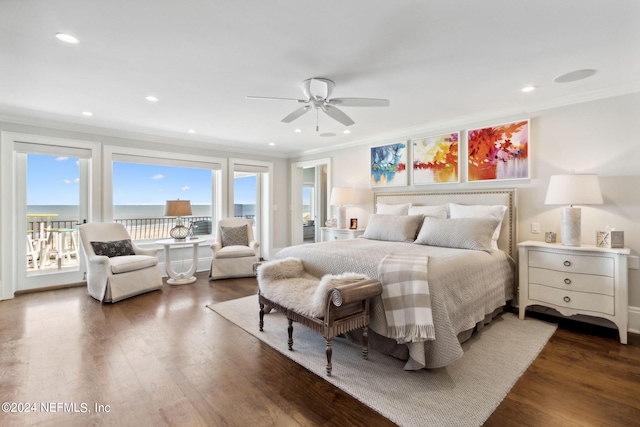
<box><xmin>1</xmin><ymin>1</ymin><xmax>639</xmax><ymax>157</ymax></box>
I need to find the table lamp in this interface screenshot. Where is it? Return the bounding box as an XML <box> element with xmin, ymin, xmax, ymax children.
<box><xmin>330</xmin><ymin>187</ymin><xmax>354</xmax><ymax>229</ymax></box>
<box><xmin>544</xmin><ymin>174</ymin><xmax>602</xmax><ymax>246</ymax></box>
<box><xmin>165</xmin><ymin>199</ymin><xmax>192</xmax><ymax>239</ymax></box>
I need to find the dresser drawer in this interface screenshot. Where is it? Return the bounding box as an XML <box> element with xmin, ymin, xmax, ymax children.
<box><xmin>529</xmin><ymin>267</ymin><xmax>614</xmax><ymax>296</ymax></box>
<box><xmin>529</xmin><ymin>283</ymin><xmax>614</xmax><ymax>315</ymax></box>
<box><xmin>528</xmin><ymin>250</ymin><xmax>613</xmax><ymax>276</ymax></box>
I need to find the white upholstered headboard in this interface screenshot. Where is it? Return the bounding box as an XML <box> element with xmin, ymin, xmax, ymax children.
<box><xmin>374</xmin><ymin>188</ymin><xmax>517</xmax><ymax>260</ymax></box>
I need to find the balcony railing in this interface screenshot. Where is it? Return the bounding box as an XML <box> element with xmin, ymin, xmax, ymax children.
<box><xmin>27</xmin><ymin>217</ymin><xmax>213</xmax><ymax>241</ymax></box>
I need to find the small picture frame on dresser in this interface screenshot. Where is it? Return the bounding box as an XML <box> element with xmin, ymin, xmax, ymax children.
<box><xmin>545</xmin><ymin>232</ymin><xmax>556</xmax><ymax>243</ymax></box>
<box><xmin>349</xmin><ymin>218</ymin><xmax>358</xmax><ymax>229</ymax></box>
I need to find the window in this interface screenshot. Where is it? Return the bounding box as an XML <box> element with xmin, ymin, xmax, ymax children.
<box><xmin>111</xmin><ymin>160</ymin><xmax>218</xmax><ymax>240</ymax></box>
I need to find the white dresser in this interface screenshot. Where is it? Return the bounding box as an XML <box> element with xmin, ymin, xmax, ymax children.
<box><xmin>321</xmin><ymin>227</ymin><xmax>365</xmax><ymax>242</ymax></box>
<box><xmin>518</xmin><ymin>240</ymin><xmax>630</xmax><ymax>343</ymax></box>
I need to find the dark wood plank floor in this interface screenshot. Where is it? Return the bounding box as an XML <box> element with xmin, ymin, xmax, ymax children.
<box><xmin>1</xmin><ymin>273</ymin><xmax>638</xmax><ymax>426</ymax></box>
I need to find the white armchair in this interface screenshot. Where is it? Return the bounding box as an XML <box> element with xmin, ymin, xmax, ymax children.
<box><xmin>210</xmin><ymin>218</ymin><xmax>260</xmax><ymax>280</ymax></box>
<box><xmin>79</xmin><ymin>223</ymin><xmax>163</xmax><ymax>302</ymax></box>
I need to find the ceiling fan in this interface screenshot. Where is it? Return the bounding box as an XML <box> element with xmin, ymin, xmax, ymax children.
<box><xmin>247</xmin><ymin>78</ymin><xmax>389</xmax><ymax>129</ymax></box>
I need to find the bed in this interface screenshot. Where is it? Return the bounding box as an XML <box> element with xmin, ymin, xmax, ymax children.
<box><xmin>274</xmin><ymin>188</ymin><xmax>517</xmax><ymax>370</ymax></box>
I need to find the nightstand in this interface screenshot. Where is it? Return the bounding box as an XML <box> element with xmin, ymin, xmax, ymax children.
<box><xmin>518</xmin><ymin>240</ymin><xmax>630</xmax><ymax>343</ymax></box>
<box><xmin>321</xmin><ymin>227</ymin><xmax>365</xmax><ymax>242</ymax></box>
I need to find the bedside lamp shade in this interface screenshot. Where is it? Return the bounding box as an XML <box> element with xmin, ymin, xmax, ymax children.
<box><xmin>165</xmin><ymin>199</ymin><xmax>192</xmax><ymax>239</ymax></box>
<box><xmin>330</xmin><ymin>187</ymin><xmax>354</xmax><ymax>229</ymax></box>
<box><xmin>544</xmin><ymin>174</ymin><xmax>602</xmax><ymax>246</ymax></box>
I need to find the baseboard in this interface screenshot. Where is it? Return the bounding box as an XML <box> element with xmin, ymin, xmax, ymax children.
<box><xmin>629</xmin><ymin>305</ymin><xmax>640</xmax><ymax>334</ymax></box>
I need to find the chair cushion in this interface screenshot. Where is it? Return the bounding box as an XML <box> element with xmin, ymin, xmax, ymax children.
<box><xmin>91</xmin><ymin>239</ymin><xmax>134</xmax><ymax>257</ymax></box>
<box><xmin>215</xmin><ymin>245</ymin><xmax>256</xmax><ymax>259</ymax></box>
<box><xmin>220</xmin><ymin>225</ymin><xmax>249</xmax><ymax>247</ymax></box>
<box><xmin>110</xmin><ymin>255</ymin><xmax>158</xmax><ymax>274</ymax></box>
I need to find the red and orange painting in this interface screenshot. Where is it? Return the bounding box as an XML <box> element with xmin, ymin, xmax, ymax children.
<box><xmin>467</xmin><ymin>120</ymin><xmax>529</xmax><ymax>181</ymax></box>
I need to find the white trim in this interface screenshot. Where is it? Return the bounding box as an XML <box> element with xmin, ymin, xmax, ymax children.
<box><xmin>290</xmin><ymin>158</ymin><xmax>332</xmax><ymax>246</ymax></box>
<box><xmin>229</xmin><ymin>157</ymin><xmax>274</xmax><ymax>260</ymax></box>
<box><xmin>0</xmin><ymin>132</ymin><xmax>101</xmax><ymax>300</ymax></box>
<box><xmin>628</xmin><ymin>305</ymin><xmax>640</xmax><ymax>335</ymax></box>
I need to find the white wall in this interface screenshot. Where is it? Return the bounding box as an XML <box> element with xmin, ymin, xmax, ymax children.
<box><xmin>291</xmin><ymin>92</ymin><xmax>640</xmax><ymax>331</ymax></box>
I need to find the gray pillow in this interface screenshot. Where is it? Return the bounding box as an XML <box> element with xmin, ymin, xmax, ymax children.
<box><xmin>220</xmin><ymin>225</ymin><xmax>249</xmax><ymax>247</ymax></box>
<box><xmin>414</xmin><ymin>217</ymin><xmax>499</xmax><ymax>252</ymax></box>
<box><xmin>362</xmin><ymin>214</ymin><xmax>424</xmax><ymax>242</ymax></box>
<box><xmin>90</xmin><ymin>239</ymin><xmax>135</xmax><ymax>257</ymax></box>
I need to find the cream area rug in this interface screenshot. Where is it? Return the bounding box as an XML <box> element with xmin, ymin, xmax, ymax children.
<box><xmin>208</xmin><ymin>295</ymin><xmax>557</xmax><ymax>427</ymax></box>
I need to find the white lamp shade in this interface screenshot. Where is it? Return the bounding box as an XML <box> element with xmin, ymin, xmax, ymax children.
<box><xmin>544</xmin><ymin>174</ymin><xmax>603</xmax><ymax>206</ymax></box>
<box><xmin>330</xmin><ymin>187</ymin><xmax>355</xmax><ymax>206</ymax></box>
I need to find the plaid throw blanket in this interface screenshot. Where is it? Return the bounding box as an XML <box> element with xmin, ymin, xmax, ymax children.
<box><xmin>378</xmin><ymin>252</ymin><xmax>435</xmax><ymax>344</ymax></box>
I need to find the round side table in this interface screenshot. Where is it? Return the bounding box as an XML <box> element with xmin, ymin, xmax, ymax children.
<box><xmin>157</xmin><ymin>238</ymin><xmax>207</xmax><ymax>285</ymax></box>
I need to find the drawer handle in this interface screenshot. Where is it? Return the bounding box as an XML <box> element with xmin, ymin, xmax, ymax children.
<box><xmin>563</xmin><ymin>296</ymin><xmax>571</xmax><ymax>303</ymax></box>
<box><xmin>564</xmin><ymin>278</ymin><xmax>572</xmax><ymax>285</ymax></box>
<box><xmin>563</xmin><ymin>260</ymin><xmax>571</xmax><ymax>267</ymax></box>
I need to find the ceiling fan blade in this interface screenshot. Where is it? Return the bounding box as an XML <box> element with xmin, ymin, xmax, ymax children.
<box><xmin>246</xmin><ymin>96</ymin><xmax>307</xmax><ymax>103</ymax></box>
<box><xmin>281</xmin><ymin>105</ymin><xmax>311</xmax><ymax>123</ymax></box>
<box><xmin>328</xmin><ymin>97</ymin><xmax>390</xmax><ymax>107</ymax></box>
<box><xmin>322</xmin><ymin>105</ymin><xmax>355</xmax><ymax>126</ymax></box>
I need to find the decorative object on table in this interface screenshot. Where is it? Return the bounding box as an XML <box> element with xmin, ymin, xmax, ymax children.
<box><xmin>412</xmin><ymin>132</ymin><xmax>460</xmax><ymax>184</ymax></box>
<box><xmin>349</xmin><ymin>218</ymin><xmax>358</xmax><ymax>230</ymax></box>
<box><xmin>330</xmin><ymin>187</ymin><xmax>354</xmax><ymax>229</ymax></box>
<box><xmin>596</xmin><ymin>227</ymin><xmax>624</xmax><ymax>248</ymax></box>
<box><xmin>371</xmin><ymin>141</ymin><xmax>408</xmax><ymax>187</ymax></box>
<box><xmin>165</xmin><ymin>199</ymin><xmax>192</xmax><ymax>239</ymax></box>
<box><xmin>544</xmin><ymin>232</ymin><xmax>557</xmax><ymax>243</ymax></box>
<box><xmin>544</xmin><ymin>174</ymin><xmax>603</xmax><ymax>246</ymax></box>
<box><xmin>467</xmin><ymin>120</ymin><xmax>529</xmax><ymax>182</ymax></box>
<box><xmin>325</xmin><ymin>218</ymin><xmax>335</xmax><ymax>228</ymax></box>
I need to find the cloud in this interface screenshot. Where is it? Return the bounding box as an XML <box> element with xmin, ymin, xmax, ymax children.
<box><xmin>181</xmin><ymin>186</ymin><xmax>191</xmax><ymax>191</ymax></box>
<box><xmin>74</xmin><ymin>178</ymin><xmax>80</xmax><ymax>183</ymax></box>
<box><xmin>63</xmin><ymin>179</ymin><xmax>71</xmax><ymax>184</ymax></box>
<box><xmin>56</xmin><ymin>157</ymin><xmax>68</xmax><ymax>161</ymax></box>
<box><xmin>151</xmin><ymin>174</ymin><xmax>164</xmax><ymax>180</ymax></box>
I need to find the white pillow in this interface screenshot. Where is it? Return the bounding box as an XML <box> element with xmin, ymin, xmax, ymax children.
<box><xmin>448</xmin><ymin>203</ymin><xmax>507</xmax><ymax>250</ymax></box>
<box><xmin>362</xmin><ymin>214</ymin><xmax>423</xmax><ymax>242</ymax></box>
<box><xmin>414</xmin><ymin>217</ymin><xmax>499</xmax><ymax>252</ymax></box>
<box><xmin>407</xmin><ymin>204</ymin><xmax>448</xmax><ymax>218</ymax></box>
<box><xmin>376</xmin><ymin>203</ymin><xmax>411</xmax><ymax>215</ymax></box>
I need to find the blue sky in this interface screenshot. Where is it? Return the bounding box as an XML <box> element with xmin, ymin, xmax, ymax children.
<box><xmin>27</xmin><ymin>154</ymin><xmax>256</xmax><ymax>205</ymax></box>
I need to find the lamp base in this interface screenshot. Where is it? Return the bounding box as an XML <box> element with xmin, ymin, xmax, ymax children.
<box><xmin>170</xmin><ymin>225</ymin><xmax>189</xmax><ymax>240</ymax></box>
<box><xmin>336</xmin><ymin>206</ymin><xmax>347</xmax><ymax>229</ymax></box>
<box><xmin>560</xmin><ymin>207</ymin><xmax>581</xmax><ymax>246</ymax></box>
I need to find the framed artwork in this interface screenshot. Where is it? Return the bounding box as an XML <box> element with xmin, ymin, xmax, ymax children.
<box><xmin>349</xmin><ymin>218</ymin><xmax>358</xmax><ymax>229</ymax></box>
<box><xmin>412</xmin><ymin>132</ymin><xmax>459</xmax><ymax>185</ymax></box>
<box><xmin>370</xmin><ymin>141</ymin><xmax>408</xmax><ymax>187</ymax></box>
<box><xmin>467</xmin><ymin>120</ymin><xmax>530</xmax><ymax>182</ymax></box>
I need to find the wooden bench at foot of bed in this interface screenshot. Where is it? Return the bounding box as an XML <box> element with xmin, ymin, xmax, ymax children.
<box><xmin>258</xmin><ymin>278</ymin><xmax>382</xmax><ymax>376</ymax></box>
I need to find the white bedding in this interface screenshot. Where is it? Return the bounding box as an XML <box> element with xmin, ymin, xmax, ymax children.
<box><xmin>275</xmin><ymin>237</ymin><xmax>514</xmax><ymax>369</ymax></box>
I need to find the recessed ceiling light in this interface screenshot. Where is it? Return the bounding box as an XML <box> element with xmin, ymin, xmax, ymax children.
<box><xmin>268</xmin><ymin>142</ymin><xmax>276</xmax><ymax>146</ymax></box>
<box><xmin>81</xmin><ymin>111</ymin><xmax>93</xmax><ymax>116</ymax></box>
<box><xmin>343</xmin><ymin>129</ymin><xmax>351</xmax><ymax>134</ymax></box>
<box><xmin>521</xmin><ymin>86</ymin><xmax>536</xmax><ymax>93</ymax></box>
<box><xmin>294</xmin><ymin>129</ymin><xmax>302</xmax><ymax>133</ymax></box>
<box><xmin>187</xmin><ymin>129</ymin><xmax>195</xmax><ymax>134</ymax></box>
<box><xmin>56</xmin><ymin>33</ymin><xmax>79</xmax><ymax>44</ymax></box>
<box><xmin>145</xmin><ymin>96</ymin><xmax>158</xmax><ymax>102</ymax></box>
<box><xmin>554</xmin><ymin>69</ymin><xmax>597</xmax><ymax>83</ymax></box>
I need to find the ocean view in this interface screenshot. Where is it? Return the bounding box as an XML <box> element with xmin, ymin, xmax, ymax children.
<box><xmin>27</xmin><ymin>205</ymin><xmax>215</xmax><ymax>220</ymax></box>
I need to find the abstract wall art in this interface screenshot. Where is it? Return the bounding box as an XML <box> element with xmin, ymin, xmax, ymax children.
<box><xmin>412</xmin><ymin>132</ymin><xmax>459</xmax><ymax>184</ymax></box>
<box><xmin>467</xmin><ymin>120</ymin><xmax>530</xmax><ymax>181</ymax></box>
<box><xmin>370</xmin><ymin>141</ymin><xmax>408</xmax><ymax>187</ymax></box>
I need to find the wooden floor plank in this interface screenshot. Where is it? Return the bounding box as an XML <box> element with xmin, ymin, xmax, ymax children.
<box><xmin>1</xmin><ymin>273</ymin><xmax>638</xmax><ymax>426</ymax></box>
